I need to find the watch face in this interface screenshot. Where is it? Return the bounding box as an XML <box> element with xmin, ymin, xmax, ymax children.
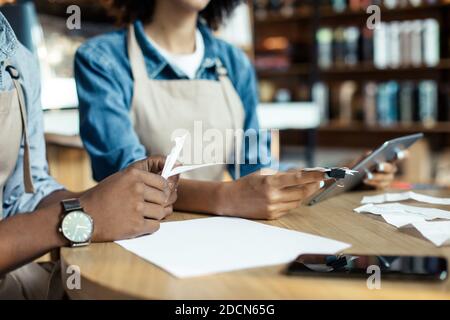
<box><xmin>61</xmin><ymin>211</ymin><xmax>94</xmax><ymax>243</ymax></box>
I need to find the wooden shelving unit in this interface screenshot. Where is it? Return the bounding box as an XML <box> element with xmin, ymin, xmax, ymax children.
<box><xmin>252</xmin><ymin>1</ymin><xmax>450</xmax><ymax>149</ymax></box>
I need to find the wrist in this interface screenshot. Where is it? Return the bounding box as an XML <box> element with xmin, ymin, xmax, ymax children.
<box><xmin>36</xmin><ymin>204</ymin><xmax>69</xmax><ymax>248</ymax></box>
<box><xmin>215</xmin><ymin>181</ymin><xmax>238</xmax><ymax>217</ymax></box>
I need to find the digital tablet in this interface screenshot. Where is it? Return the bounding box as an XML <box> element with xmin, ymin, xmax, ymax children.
<box><xmin>307</xmin><ymin>133</ymin><xmax>424</xmax><ymax>206</ymax></box>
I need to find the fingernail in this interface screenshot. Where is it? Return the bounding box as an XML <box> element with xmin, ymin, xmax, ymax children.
<box><xmin>377</xmin><ymin>163</ymin><xmax>385</xmax><ymax>172</ymax></box>
<box><xmin>319</xmin><ymin>181</ymin><xmax>325</xmax><ymax>188</ymax></box>
<box><xmin>366</xmin><ymin>172</ymin><xmax>374</xmax><ymax>180</ymax></box>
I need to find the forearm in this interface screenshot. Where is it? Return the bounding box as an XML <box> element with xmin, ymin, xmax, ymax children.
<box><xmin>174</xmin><ymin>179</ymin><xmax>230</xmax><ymax>215</ymax></box>
<box><xmin>0</xmin><ymin>189</ymin><xmax>88</xmax><ymax>274</ymax></box>
<box><xmin>0</xmin><ymin>204</ymin><xmax>67</xmax><ymax>275</ymax></box>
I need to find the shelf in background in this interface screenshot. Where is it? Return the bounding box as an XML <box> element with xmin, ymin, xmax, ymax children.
<box><xmin>253</xmin><ymin>3</ymin><xmax>450</xmax><ymax>25</ymax></box>
<box><xmin>256</xmin><ymin>63</ymin><xmax>310</xmax><ymax>78</ymax></box>
<box><xmin>318</xmin><ymin>121</ymin><xmax>450</xmax><ymax>134</ymax></box>
<box><xmin>254</xmin><ymin>7</ymin><xmax>313</xmax><ymax>24</ymax></box>
<box><xmin>319</xmin><ymin>3</ymin><xmax>450</xmax><ymax>19</ymax></box>
<box><xmin>281</xmin><ymin>122</ymin><xmax>450</xmax><ymax>149</ymax></box>
<box><xmin>317</xmin><ymin>60</ymin><xmax>450</xmax><ymax>80</ymax></box>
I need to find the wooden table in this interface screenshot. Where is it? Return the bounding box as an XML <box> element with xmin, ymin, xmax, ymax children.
<box><xmin>61</xmin><ymin>190</ymin><xmax>450</xmax><ymax>299</ymax></box>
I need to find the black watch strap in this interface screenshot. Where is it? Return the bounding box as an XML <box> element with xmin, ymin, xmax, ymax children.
<box><xmin>62</xmin><ymin>198</ymin><xmax>83</xmax><ymax>213</ymax></box>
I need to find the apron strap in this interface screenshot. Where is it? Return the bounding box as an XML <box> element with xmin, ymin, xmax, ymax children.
<box><xmin>5</xmin><ymin>64</ymin><xmax>35</xmax><ymax>194</ymax></box>
<box><xmin>127</xmin><ymin>24</ymin><xmax>149</xmax><ymax>83</ymax></box>
<box><xmin>215</xmin><ymin>59</ymin><xmax>242</xmax><ymax>179</ymax></box>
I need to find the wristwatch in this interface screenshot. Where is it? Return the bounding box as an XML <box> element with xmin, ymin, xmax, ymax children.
<box><xmin>59</xmin><ymin>199</ymin><xmax>94</xmax><ymax>247</ymax></box>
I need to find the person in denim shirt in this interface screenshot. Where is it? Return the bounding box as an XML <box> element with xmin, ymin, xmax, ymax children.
<box><xmin>0</xmin><ymin>7</ymin><xmax>178</xmax><ymax>299</ymax></box>
<box><xmin>75</xmin><ymin>0</ymin><xmax>343</xmax><ymax>220</ymax></box>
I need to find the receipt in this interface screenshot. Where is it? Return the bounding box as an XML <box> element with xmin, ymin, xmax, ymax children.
<box><xmin>408</xmin><ymin>221</ymin><xmax>450</xmax><ymax>247</ymax></box>
<box><xmin>354</xmin><ymin>202</ymin><xmax>450</xmax><ymax>246</ymax></box>
<box><xmin>380</xmin><ymin>212</ymin><xmax>426</xmax><ymax>228</ymax></box>
<box><xmin>161</xmin><ymin>134</ymin><xmax>223</xmax><ymax>179</ymax></box>
<box><xmin>361</xmin><ymin>191</ymin><xmax>450</xmax><ymax>206</ymax></box>
<box><xmin>355</xmin><ymin>203</ymin><xmax>450</xmax><ymax>220</ymax></box>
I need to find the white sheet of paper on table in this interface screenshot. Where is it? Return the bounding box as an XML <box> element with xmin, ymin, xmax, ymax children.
<box><xmin>161</xmin><ymin>134</ymin><xmax>222</xmax><ymax>179</ymax></box>
<box><xmin>361</xmin><ymin>191</ymin><xmax>450</xmax><ymax>206</ymax></box>
<box><xmin>116</xmin><ymin>217</ymin><xmax>351</xmax><ymax>278</ymax></box>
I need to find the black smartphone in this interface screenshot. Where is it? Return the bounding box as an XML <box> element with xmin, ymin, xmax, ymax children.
<box><xmin>285</xmin><ymin>254</ymin><xmax>448</xmax><ymax>281</ymax></box>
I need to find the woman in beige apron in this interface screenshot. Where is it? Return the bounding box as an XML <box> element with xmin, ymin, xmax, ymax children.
<box><xmin>128</xmin><ymin>23</ymin><xmax>245</xmax><ymax>181</ymax></box>
<box><xmin>0</xmin><ymin>63</ymin><xmax>60</xmax><ymax>299</ymax></box>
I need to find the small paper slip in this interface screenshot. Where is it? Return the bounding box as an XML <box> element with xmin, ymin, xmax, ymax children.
<box><xmin>354</xmin><ymin>203</ymin><xmax>450</xmax><ymax>246</ymax></box>
<box><xmin>116</xmin><ymin>217</ymin><xmax>351</xmax><ymax>278</ymax></box>
<box><xmin>408</xmin><ymin>221</ymin><xmax>450</xmax><ymax>247</ymax></box>
<box><xmin>354</xmin><ymin>203</ymin><xmax>450</xmax><ymax>220</ymax></box>
<box><xmin>380</xmin><ymin>212</ymin><xmax>426</xmax><ymax>228</ymax></box>
<box><xmin>361</xmin><ymin>191</ymin><xmax>450</xmax><ymax>206</ymax></box>
<box><xmin>161</xmin><ymin>134</ymin><xmax>222</xmax><ymax>179</ymax></box>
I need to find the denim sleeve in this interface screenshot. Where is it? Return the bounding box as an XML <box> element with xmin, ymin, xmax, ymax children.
<box><xmin>75</xmin><ymin>45</ymin><xmax>146</xmax><ymax>181</ymax></box>
<box><xmin>3</xmin><ymin>45</ymin><xmax>64</xmax><ymax>218</ymax></box>
<box><xmin>227</xmin><ymin>51</ymin><xmax>271</xmax><ymax>179</ymax></box>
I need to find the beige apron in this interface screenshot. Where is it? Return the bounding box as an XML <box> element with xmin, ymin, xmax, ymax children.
<box><xmin>128</xmin><ymin>25</ymin><xmax>245</xmax><ymax>181</ymax></box>
<box><xmin>0</xmin><ymin>63</ymin><xmax>61</xmax><ymax>300</ymax></box>
<box><xmin>0</xmin><ymin>64</ymin><xmax>34</xmax><ymax>218</ymax></box>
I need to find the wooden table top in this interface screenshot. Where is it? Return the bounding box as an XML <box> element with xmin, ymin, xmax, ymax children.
<box><xmin>61</xmin><ymin>190</ymin><xmax>450</xmax><ymax>300</ymax></box>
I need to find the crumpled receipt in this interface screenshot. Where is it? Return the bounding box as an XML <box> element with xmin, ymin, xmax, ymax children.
<box><xmin>161</xmin><ymin>134</ymin><xmax>223</xmax><ymax>179</ymax></box>
<box><xmin>361</xmin><ymin>191</ymin><xmax>450</xmax><ymax>206</ymax></box>
<box><xmin>409</xmin><ymin>221</ymin><xmax>450</xmax><ymax>247</ymax></box>
<box><xmin>354</xmin><ymin>202</ymin><xmax>450</xmax><ymax>246</ymax></box>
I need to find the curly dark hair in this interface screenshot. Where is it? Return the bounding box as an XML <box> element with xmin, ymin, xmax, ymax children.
<box><xmin>101</xmin><ymin>0</ymin><xmax>244</xmax><ymax>30</ymax></box>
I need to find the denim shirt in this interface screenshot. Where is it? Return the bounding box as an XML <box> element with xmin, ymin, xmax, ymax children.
<box><xmin>0</xmin><ymin>13</ymin><xmax>63</xmax><ymax>218</ymax></box>
<box><xmin>75</xmin><ymin>20</ymin><xmax>271</xmax><ymax>181</ymax></box>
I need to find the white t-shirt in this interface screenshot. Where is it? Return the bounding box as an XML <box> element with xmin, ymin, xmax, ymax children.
<box><xmin>146</xmin><ymin>30</ymin><xmax>205</xmax><ymax>79</ymax></box>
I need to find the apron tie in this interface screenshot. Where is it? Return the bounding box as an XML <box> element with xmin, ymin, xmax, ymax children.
<box><xmin>5</xmin><ymin>65</ymin><xmax>35</xmax><ymax>194</ymax></box>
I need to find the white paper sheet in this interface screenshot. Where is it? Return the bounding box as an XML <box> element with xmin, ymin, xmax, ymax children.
<box><xmin>355</xmin><ymin>203</ymin><xmax>450</xmax><ymax>220</ymax></box>
<box><xmin>161</xmin><ymin>134</ymin><xmax>222</xmax><ymax>179</ymax></box>
<box><xmin>361</xmin><ymin>191</ymin><xmax>450</xmax><ymax>206</ymax></box>
<box><xmin>378</xmin><ymin>212</ymin><xmax>426</xmax><ymax>228</ymax></box>
<box><xmin>354</xmin><ymin>203</ymin><xmax>450</xmax><ymax>246</ymax></box>
<box><xmin>116</xmin><ymin>217</ymin><xmax>351</xmax><ymax>278</ymax></box>
<box><xmin>408</xmin><ymin>221</ymin><xmax>450</xmax><ymax>247</ymax></box>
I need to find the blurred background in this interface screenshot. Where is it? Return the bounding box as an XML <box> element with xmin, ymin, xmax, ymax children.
<box><xmin>2</xmin><ymin>0</ymin><xmax>450</xmax><ymax>191</ymax></box>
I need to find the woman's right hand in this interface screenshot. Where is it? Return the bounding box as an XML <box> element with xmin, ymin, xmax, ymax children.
<box><xmin>220</xmin><ymin>170</ymin><xmax>327</xmax><ymax>220</ymax></box>
<box><xmin>80</xmin><ymin>158</ymin><xmax>175</xmax><ymax>242</ymax></box>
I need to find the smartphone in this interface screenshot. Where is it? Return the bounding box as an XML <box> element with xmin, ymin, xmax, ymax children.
<box><xmin>285</xmin><ymin>254</ymin><xmax>448</xmax><ymax>281</ymax></box>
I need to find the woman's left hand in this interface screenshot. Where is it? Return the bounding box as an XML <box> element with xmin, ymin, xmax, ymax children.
<box><xmin>363</xmin><ymin>162</ymin><xmax>398</xmax><ymax>190</ymax></box>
